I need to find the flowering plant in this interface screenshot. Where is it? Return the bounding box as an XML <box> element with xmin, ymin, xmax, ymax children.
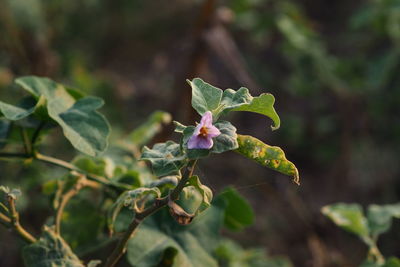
<box><xmin>0</xmin><ymin>76</ymin><xmax>299</xmax><ymax>267</ymax></box>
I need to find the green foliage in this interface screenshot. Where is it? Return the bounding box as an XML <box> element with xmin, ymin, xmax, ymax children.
<box><xmin>232</xmin><ymin>93</ymin><xmax>281</xmax><ymax>130</ymax></box>
<box><xmin>126</xmin><ymin>200</ymin><xmax>225</xmax><ymax>267</ymax></box>
<box><xmin>189</xmin><ymin>78</ymin><xmax>223</xmax><ymax>117</ymax></box>
<box><xmin>0</xmin><ymin>76</ymin><xmax>297</xmax><ymax>267</ymax></box>
<box><xmin>218</xmin><ymin>187</ymin><xmax>254</xmax><ymax>231</ymax></box>
<box><xmin>321</xmin><ymin>203</ymin><xmax>369</xmax><ymax>239</ymax></box>
<box><xmin>22</xmin><ymin>227</ymin><xmax>85</xmax><ymax>267</ymax></box>
<box><xmin>187</xmin><ymin>176</ymin><xmax>213</xmax><ymax>213</ymax></box>
<box><xmin>0</xmin><ymin>76</ymin><xmax>111</xmax><ymax>156</ymax></box>
<box><xmin>235</xmin><ymin>135</ymin><xmax>300</xmax><ymax>184</ymax></box>
<box><xmin>215</xmin><ymin>239</ymin><xmax>293</xmax><ymax>267</ymax></box>
<box><xmin>0</xmin><ymin>96</ymin><xmax>44</xmax><ymax>121</ymax></box>
<box><xmin>367</xmin><ymin>203</ymin><xmax>400</xmax><ymax>238</ymax></box>
<box><xmin>72</xmin><ymin>156</ymin><xmax>116</xmax><ymax>178</ymax></box>
<box><xmin>188</xmin><ymin>78</ymin><xmax>280</xmax><ymax>130</ymax></box>
<box><xmin>322</xmin><ymin>202</ymin><xmax>400</xmax><ymax>265</ymax></box>
<box><xmin>128</xmin><ymin>110</ymin><xmax>171</xmax><ymax>147</ymax></box>
<box><xmin>141</xmin><ymin>141</ymin><xmax>187</xmax><ymax>177</ymax></box>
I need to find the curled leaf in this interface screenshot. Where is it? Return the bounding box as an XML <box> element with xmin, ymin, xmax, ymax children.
<box><xmin>188</xmin><ymin>176</ymin><xmax>213</xmax><ymax>213</ymax></box>
<box><xmin>168</xmin><ymin>197</ymin><xmax>195</xmax><ymax>225</ymax></box>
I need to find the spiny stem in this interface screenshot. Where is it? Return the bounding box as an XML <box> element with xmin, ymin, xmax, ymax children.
<box><xmin>7</xmin><ymin>196</ymin><xmax>37</xmax><ymax>243</ymax></box>
<box><xmin>104</xmin><ymin>160</ymin><xmax>197</xmax><ymax>267</ymax></box>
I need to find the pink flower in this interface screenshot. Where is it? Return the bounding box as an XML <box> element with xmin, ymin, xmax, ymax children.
<box><xmin>187</xmin><ymin>111</ymin><xmax>221</xmax><ymax>149</ymax></box>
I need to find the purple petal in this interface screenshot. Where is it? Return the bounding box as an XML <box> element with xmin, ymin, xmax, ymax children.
<box><xmin>200</xmin><ymin>111</ymin><xmax>213</xmax><ymax>127</ymax></box>
<box><xmin>206</xmin><ymin>125</ymin><xmax>220</xmax><ymax>138</ymax></box>
<box><xmin>188</xmin><ymin>136</ymin><xmax>213</xmax><ymax>149</ymax></box>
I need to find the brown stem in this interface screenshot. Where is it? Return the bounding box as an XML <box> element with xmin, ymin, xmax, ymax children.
<box><xmin>0</xmin><ymin>211</ymin><xmax>11</xmax><ymax>227</ymax></box>
<box><xmin>7</xmin><ymin>196</ymin><xmax>37</xmax><ymax>243</ymax></box>
<box><xmin>104</xmin><ymin>160</ymin><xmax>197</xmax><ymax>267</ymax></box>
<box><xmin>55</xmin><ymin>177</ymin><xmax>86</xmax><ymax>235</ymax></box>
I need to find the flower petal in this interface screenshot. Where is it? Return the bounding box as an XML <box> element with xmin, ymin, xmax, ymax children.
<box><xmin>206</xmin><ymin>125</ymin><xmax>221</xmax><ymax>138</ymax></box>
<box><xmin>200</xmin><ymin>111</ymin><xmax>213</xmax><ymax>127</ymax></box>
<box><xmin>188</xmin><ymin>136</ymin><xmax>213</xmax><ymax>149</ymax></box>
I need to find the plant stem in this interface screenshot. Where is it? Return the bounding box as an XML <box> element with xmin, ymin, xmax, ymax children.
<box><xmin>104</xmin><ymin>160</ymin><xmax>197</xmax><ymax>267</ymax></box>
<box><xmin>55</xmin><ymin>177</ymin><xmax>85</xmax><ymax>235</ymax></box>
<box><xmin>7</xmin><ymin>196</ymin><xmax>37</xmax><ymax>243</ymax></box>
<box><xmin>0</xmin><ymin>152</ymin><xmax>130</xmax><ymax>189</ymax></box>
<box><xmin>0</xmin><ymin>211</ymin><xmax>11</xmax><ymax>227</ymax></box>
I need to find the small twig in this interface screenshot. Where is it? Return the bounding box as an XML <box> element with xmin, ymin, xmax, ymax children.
<box><xmin>0</xmin><ymin>211</ymin><xmax>11</xmax><ymax>227</ymax></box>
<box><xmin>0</xmin><ymin>152</ymin><xmax>130</xmax><ymax>190</ymax></box>
<box><xmin>104</xmin><ymin>160</ymin><xmax>197</xmax><ymax>267</ymax></box>
<box><xmin>6</xmin><ymin>195</ymin><xmax>37</xmax><ymax>243</ymax></box>
<box><xmin>55</xmin><ymin>176</ymin><xmax>85</xmax><ymax>235</ymax></box>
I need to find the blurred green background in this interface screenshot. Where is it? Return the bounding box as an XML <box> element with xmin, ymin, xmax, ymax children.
<box><xmin>1</xmin><ymin>0</ymin><xmax>400</xmax><ymax>266</ymax></box>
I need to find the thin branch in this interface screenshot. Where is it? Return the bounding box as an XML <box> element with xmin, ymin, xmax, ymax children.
<box><xmin>0</xmin><ymin>211</ymin><xmax>11</xmax><ymax>227</ymax></box>
<box><xmin>104</xmin><ymin>160</ymin><xmax>197</xmax><ymax>267</ymax></box>
<box><xmin>55</xmin><ymin>177</ymin><xmax>85</xmax><ymax>235</ymax></box>
<box><xmin>7</xmin><ymin>196</ymin><xmax>37</xmax><ymax>243</ymax></box>
<box><xmin>35</xmin><ymin>153</ymin><xmax>121</xmax><ymax>187</ymax></box>
<box><xmin>0</xmin><ymin>152</ymin><xmax>130</xmax><ymax>189</ymax></box>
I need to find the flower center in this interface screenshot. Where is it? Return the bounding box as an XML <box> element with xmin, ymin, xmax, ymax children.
<box><xmin>199</xmin><ymin>126</ymin><xmax>208</xmax><ymax>137</ymax></box>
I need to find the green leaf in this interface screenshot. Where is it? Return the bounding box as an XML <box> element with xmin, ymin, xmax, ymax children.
<box><xmin>0</xmin><ymin>96</ymin><xmax>45</xmax><ymax>121</ymax></box>
<box><xmin>176</xmin><ymin>186</ymin><xmax>203</xmax><ymax>216</ymax></box>
<box><xmin>54</xmin><ymin>97</ymin><xmax>110</xmax><ymax>156</ymax></box>
<box><xmin>188</xmin><ymin>78</ymin><xmax>280</xmax><ymax>130</ymax></box>
<box><xmin>219</xmin><ymin>87</ymin><xmax>253</xmax><ymax>117</ymax></box>
<box><xmin>141</xmin><ymin>141</ymin><xmax>187</xmax><ymax>177</ymax></box>
<box><xmin>126</xmin><ymin>199</ymin><xmax>225</xmax><ymax>267</ymax></box>
<box><xmin>61</xmin><ymin>198</ymin><xmax>105</xmax><ymax>251</ymax></box>
<box><xmin>181</xmin><ymin>121</ymin><xmax>238</xmax><ymax>159</ymax></box>
<box><xmin>321</xmin><ymin>203</ymin><xmax>370</xmax><ymax>239</ymax></box>
<box><xmin>129</xmin><ymin>110</ymin><xmax>171</xmax><ymax>147</ymax></box>
<box><xmin>189</xmin><ymin>78</ymin><xmax>223</xmax><ymax>116</ymax></box>
<box><xmin>215</xmin><ymin>239</ymin><xmax>293</xmax><ymax>267</ymax></box>
<box><xmin>212</xmin><ymin>121</ymin><xmax>239</xmax><ymax>153</ymax></box>
<box><xmin>187</xmin><ymin>176</ymin><xmax>213</xmax><ymax>213</ymax></box>
<box><xmin>232</xmin><ymin>93</ymin><xmax>280</xmax><ymax>130</ymax></box>
<box><xmin>72</xmin><ymin>156</ymin><xmax>115</xmax><ymax>178</ymax></box>
<box><xmin>217</xmin><ymin>187</ymin><xmax>254</xmax><ymax>231</ymax></box>
<box><xmin>367</xmin><ymin>203</ymin><xmax>400</xmax><ymax>237</ymax></box>
<box><xmin>15</xmin><ymin>76</ymin><xmax>110</xmax><ymax>156</ymax></box>
<box><xmin>149</xmin><ymin>176</ymin><xmax>179</xmax><ymax>193</ymax></box>
<box><xmin>235</xmin><ymin>135</ymin><xmax>300</xmax><ymax>184</ymax></box>
<box><xmin>384</xmin><ymin>257</ymin><xmax>400</xmax><ymax>267</ymax></box>
<box><xmin>22</xmin><ymin>226</ymin><xmax>84</xmax><ymax>267</ymax></box>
